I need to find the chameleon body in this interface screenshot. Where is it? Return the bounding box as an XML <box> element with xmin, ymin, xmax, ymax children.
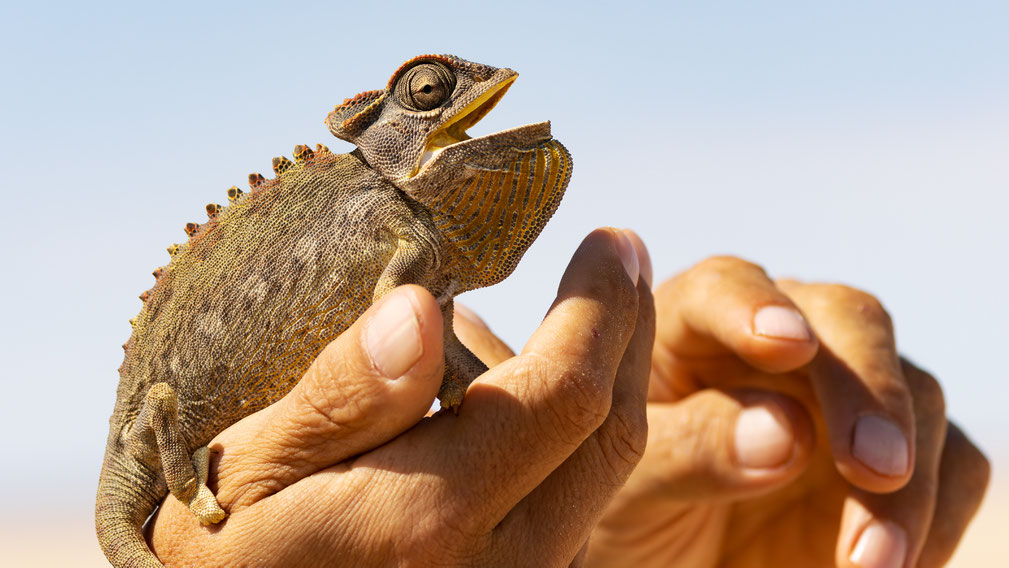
<box><xmin>96</xmin><ymin>54</ymin><xmax>571</xmax><ymax>568</ymax></box>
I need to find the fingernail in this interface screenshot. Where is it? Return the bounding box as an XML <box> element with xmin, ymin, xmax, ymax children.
<box><xmin>612</xmin><ymin>229</ymin><xmax>640</xmax><ymax>285</ymax></box>
<box><xmin>852</xmin><ymin>415</ymin><xmax>910</xmax><ymax>477</ymax></box>
<box><xmin>454</xmin><ymin>303</ymin><xmax>489</xmax><ymax>331</ymax></box>
<box><xmin>849</xmin><ymin>519</ymin><xmax>907</xmax><ymax>568</ymax></box>
<box><xmin>753</xmin><ymin>306</ymin><xmax>812</xmax><ymax>341</ymax></box>
<box><xmin>734</xmin><ymin>404</ymin><xmax>795</xmax><ymax>469</ymax></box>
<box><xmin>366</xmin><ymin>293</ymin><xmax>423</xmax><ymax>379</ymax></box>
<box><xmin>621</xmin><ymin>229</ymin><xmax>652</xmax><ymax>288</ymax></box>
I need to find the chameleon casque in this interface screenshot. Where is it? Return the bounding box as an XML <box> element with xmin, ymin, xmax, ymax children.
<box><xmin>96</xmin><ymin>54</ymin><xmax>571</xmax><ymax>568</ymax></box>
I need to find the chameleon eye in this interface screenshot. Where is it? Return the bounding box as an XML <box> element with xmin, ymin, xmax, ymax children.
<box><xmin>395</xmin><ymin>62</ymin><xmax>456</xmax><ymax>111</ymax></box>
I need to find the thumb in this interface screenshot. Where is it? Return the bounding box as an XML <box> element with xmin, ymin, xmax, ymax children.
<box><xmin>633</xmin><ymin>389</ymin><xmax>814</xmax><ymax>501</ymax></box>
<box><xmin>209</xmin><ymin>284</ymin><xmax>445</xmax><ymax>511</ymax></box>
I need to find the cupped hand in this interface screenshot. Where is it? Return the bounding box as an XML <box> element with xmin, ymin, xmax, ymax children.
<box><xmin>147</xmin><ymin>228</ymin><xmax>655</xmax><ymax>567</ymax></box>
<box><xmin>584</xmin><ymin>254</ymin><xmax>990</xmax><ymax>568</ymax></box>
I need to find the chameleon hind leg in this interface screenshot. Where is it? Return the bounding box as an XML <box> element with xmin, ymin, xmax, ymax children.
<box><xmin>127</xmin><ymin>382</ymin><xmax>226</xmax><ymax>525</ymax></box>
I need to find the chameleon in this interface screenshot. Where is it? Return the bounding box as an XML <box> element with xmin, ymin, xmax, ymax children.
<box><xmin>95</xmin><ymin>54</ymin><xmax>572</xmax><ymax>568</ymax></box>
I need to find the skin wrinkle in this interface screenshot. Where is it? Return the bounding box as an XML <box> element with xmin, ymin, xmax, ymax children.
<box><xmin>322</xmin><ymin>478</ymin><xmax>385</xmax><ymax>561</ymax></box>
<box><xmin>590</xmin><ymin>418</ymin><xmax>646</xmax><ymax>487</ymax></box>
<box><xmin>532</xmin><ymin>353</ymin><xmax>614</xmax><ymax>441</ymax></box>
<box><xmin>604</xmin><ymin>404</ymin><xmax>649</xmax><ymax>465</ymax></box>
<box><xmin>217</xmin><ymin>462</ymin><xmax>287</xmax><ymax>512</ymax></box>
<box><xmin>496</xmin><ymin>353</ymin><xmax>605</xmax><ymax>450</ymax></box>
<box><xmin>590</xmin><ymin>315</ymin><xmax>651</xmax><ymax>486</ymax></box>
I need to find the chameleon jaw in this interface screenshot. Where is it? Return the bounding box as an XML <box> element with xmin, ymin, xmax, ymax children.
<box><xmin>409</xmin><ymin>120</ymin><xmax>554</xmax><ymax>183</ymax></box>
<box><xmin>413</xmin><ymin>74</ymin><xmax>520</xmax><ymax>176</ymax></box>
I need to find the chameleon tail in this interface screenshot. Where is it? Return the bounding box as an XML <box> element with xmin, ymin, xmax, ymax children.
<box><xmin>96</xmin><ymin>455</ymin><xmax>166</xmax><ymax>568</ymax></box>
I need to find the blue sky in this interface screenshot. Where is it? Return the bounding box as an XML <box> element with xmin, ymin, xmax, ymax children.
<box><xmin>1</xmin><ymin>0</ymin><xmax>1006</xmax><ymax>552</ymax></box>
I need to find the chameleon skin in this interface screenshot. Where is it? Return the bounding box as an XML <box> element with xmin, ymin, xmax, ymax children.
<box><xmin>96</xmin><ymin>54</ymin><xmax>572</xmax><ymax>568</ymax></box>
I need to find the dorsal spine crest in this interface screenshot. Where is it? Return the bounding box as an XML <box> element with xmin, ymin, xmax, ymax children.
<box><xmin>137</xmin><ymin>141</ymin><xmax>331</xmax><ymax>347</ymax></box>
<box><xmin>248</xmin><ymin>173</ymin><xmax>266</xmax><ymax>188</ymax></box>
<box><xmin>293</xmin><ymin>144</ymin><xmax>314</xmax><ymax>162</ymax></box>
<box><xmin>272</xmin><ymin>156</ymin><xmax>294</xmax><ymax>175</ymax></box>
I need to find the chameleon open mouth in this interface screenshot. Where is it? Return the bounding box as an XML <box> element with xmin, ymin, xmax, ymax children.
<box><xmin>413</xmin><ymin>74</ymin><xmax>552</xmax><ymax>177</ymax></box>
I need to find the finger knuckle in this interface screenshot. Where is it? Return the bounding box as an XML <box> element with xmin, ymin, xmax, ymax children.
<box><xmin>692</xmin><ymin>255</ymin><xmax>767</xmax><ymax>280</ymax></box>
<box><xmin>957</xmin><ymin>430</ymin><xmax>993</xmax><ymax>494</ymax></box>
<box><xmin>903</xmin><ymin>362</ymin><xmax>946</xmax><ymax>417</ymax></box>
<box><xmin>595</xmin><ymin>409</ymin><xmax>648</xmax><ymax>478</ymax></box>
<box><xmin>298</xmin><ymin>372</ymin><xmax>369</xmax><ymax>428</ymax></box>
<box><xmin>521</xmin><ymin>354</ymin><xmax>612</xmax><ymax>443</ymax></box>
<box><xmin>296</xmin><ymin>349</ymin><xmax>385</xmax><ymax>430</ymax></box>
<box><xmin>550</xmin><ymin>376</ymin><xmax>612</xmax><ymax>442</ymax></box>
<box><xmin>820</xmin><ymin>284</ymin><xmax>893</xmax><ymax>328</ymax></box>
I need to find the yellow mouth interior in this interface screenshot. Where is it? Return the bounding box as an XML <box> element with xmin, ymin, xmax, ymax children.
<box><xmin>413</xmin><ymin>75</ymin><xmax>517</xmax><ymax>176</ymax></box>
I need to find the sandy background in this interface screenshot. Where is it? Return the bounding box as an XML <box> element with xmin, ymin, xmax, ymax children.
<box><xmin>3</xmin><ymin>467</ymin><xmax>1004</xmax><ymax>566</ymax></box>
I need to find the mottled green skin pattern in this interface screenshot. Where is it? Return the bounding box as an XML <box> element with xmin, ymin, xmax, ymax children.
<box><xmin>96</xmin><ymin>54</ymin><xmax>571</xmax><ymax>568</ymax></box>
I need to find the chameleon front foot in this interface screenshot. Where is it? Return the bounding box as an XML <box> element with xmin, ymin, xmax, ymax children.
<box><xmin>437</xmin><ymin>380</ymin><xmax>467</xmax><ymax>413</ymax></box>
<box><xmin>438</xmin><ymin>332</ymin><xmax>489</xmax><ymax>412</ymax></box>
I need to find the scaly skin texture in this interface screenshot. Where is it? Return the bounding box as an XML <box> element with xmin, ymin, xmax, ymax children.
<box><xmin>96</xmin><ymin>54</ymin><xmax>572</xmax><ymax>568</ymax></box>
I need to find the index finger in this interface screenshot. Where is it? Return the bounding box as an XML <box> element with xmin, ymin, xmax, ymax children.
<box><xmin>394</xmin><ymin>228</ymin><xmax>644</xmax><ymax>536</ymax></box>
<box><xmin>652</xmin><ymin>256</ymin><xmax>819</xmax><ymax>390</ymax></box>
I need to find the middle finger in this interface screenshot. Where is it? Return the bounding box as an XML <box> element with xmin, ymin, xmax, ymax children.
<box><xmin>782</xmin><ymin>282</ymin><xmax>916</xmax><ymax>493</ymax></box>
<box><xmin>836</xmin><ymin>358</ymin><xmax>947</xmax><ymax>568</ymax></box>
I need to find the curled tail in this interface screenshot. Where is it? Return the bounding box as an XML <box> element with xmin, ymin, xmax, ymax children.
<box><xmin>96</xmin><ymin>453</ymin><xmax>166</xmax><ymax>568</ymax></box>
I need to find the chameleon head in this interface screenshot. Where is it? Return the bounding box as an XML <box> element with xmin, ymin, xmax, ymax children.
<box><xmin>328</xmin><ymin>54</ymin><xmax>572</xmax><ymax>289</ymax></box>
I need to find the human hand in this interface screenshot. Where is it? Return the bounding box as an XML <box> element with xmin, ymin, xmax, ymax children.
<box><xmin>584</xmin><ymin>254</ymin><xmax>990</xmax><ymax>568</ymax></box>
<box><xmin>147</xmin><ymin>228</ymin><xmax>654</xmax><ymax>567</ymax></box>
